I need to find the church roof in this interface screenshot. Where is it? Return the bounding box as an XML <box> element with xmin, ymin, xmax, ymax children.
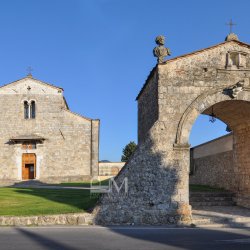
<box><xmin>63</xmin><ymin>108</ymin><xmax>100</xmax><ymax>122</ymax></box>
<box><xmin>136</xmin><ymin>39</ymin><xmax>250</xmax><ymax>100</ymax></box>
<box><xmin>0</xmin><ymin>75</ymin><xmax>64</xmax><ymax>91</ymax></box>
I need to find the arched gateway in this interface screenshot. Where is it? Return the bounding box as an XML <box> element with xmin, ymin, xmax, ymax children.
<box><xmin>95</xmin><ymin>33</ymin><xmax>250</xmax><ymax>225</ymax></box>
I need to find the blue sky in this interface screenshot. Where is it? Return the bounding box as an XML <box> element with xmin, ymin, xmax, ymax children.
<box><xmin>0</xmin><ymin>0</ymin><xmax>248</xmax><ymax>161</ymax></box>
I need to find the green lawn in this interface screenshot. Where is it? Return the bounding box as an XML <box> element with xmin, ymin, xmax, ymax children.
<box><xmin>59</xmin><ymin>179</ymin><xmax>110</xmax><ymax>187</ymax></box>
<box><xmin>0</xmin><ymin>188</ymin><xmax>98</xmax><ymax>216</ymax></box>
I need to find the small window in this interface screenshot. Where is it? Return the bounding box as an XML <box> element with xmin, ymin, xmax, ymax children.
<box><xmin>24</xmin><ymin>101</ymin><xmax>29</xmax><ymax>119</ymax></box>
<box><xmin>30</xmin><ymin>101</ymin><xmax>36</xmax><ymax>119</ymax></box>
<box><xmin>22</xmin><ymin>142</ymin><xmax>36</xmax><ymax>149</ymax></box>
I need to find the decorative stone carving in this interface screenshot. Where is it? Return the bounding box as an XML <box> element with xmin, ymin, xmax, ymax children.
<box><xmin>226</xmin><ymin>51</ymin><xmax>247</xmax><ymax>69</ymax></box>
<box><xmin>232</xmin><ymin>81</ymin><xmax>245</xmax><ymax>98</ymax></box>
<box><xmin>153</xmin><ymin>35</ymin><xmax>171</xmax><ymax>63</ymax></box>
<box><xmin>224</xmin><ymin>80</ymin><xmax>245</xmax><ymax>99</ymax></box>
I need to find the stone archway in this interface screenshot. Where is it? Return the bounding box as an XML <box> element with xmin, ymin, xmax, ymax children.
<box><xmin>176</xmin><ymin>89</ymin><xmax>250</xmax><ymax>208</ymax></box>
<box><xmin>95</xmin><ymin>37</ymin><xmax>250</xmax><ymax>225</ymax></box>
<box><xmin>175</xmin><ymin>88</ymin><xmax>250</xmax><ymax>146</ymax></box>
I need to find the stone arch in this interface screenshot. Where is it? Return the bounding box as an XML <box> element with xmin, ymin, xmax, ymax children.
<box><xmin>175</xmin><ymin>88</ymin><xmax>250</xmax><ymax>146</ymax></box>
<box><xmin>175</xmin><ymin>87</ymin><xmax>250</xmax><ymax>209</ymax></box>
<box><xmin>96</xmin><ymin>39</ymin><xmax>250</xmax><ymax>225</ymax></box>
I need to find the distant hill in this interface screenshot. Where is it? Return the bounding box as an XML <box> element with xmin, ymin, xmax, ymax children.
<box><xmin>99</xmin><ymin>160</ymin><xmax>111</xmax><ymax>163</ymax></box>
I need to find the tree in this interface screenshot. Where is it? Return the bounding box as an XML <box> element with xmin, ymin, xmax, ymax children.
<box><xmin>121</xmin><ymin>141</ymin><xmax>137</xmax><ymax>162</ymax></box>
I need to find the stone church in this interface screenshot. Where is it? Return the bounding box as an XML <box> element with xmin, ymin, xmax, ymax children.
<box><xmin>0</xmin><ymin>74</ymin><xmax>99</xmax><ymax>184</ymax></box>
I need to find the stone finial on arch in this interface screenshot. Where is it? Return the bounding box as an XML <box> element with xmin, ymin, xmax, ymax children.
<box><xmin>174</xmin><ymin>88</ymin><xmax>235</xmax><ymax>148</ymax></box>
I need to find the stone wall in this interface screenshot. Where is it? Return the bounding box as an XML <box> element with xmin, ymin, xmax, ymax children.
<box><xmin>98</xmin><ymin>162</ymin><xmax>125</xmax><ymax>176</ymax></box>
<box><xmin>191</xmin><ymin>134</ymin><xmax>233</xmax><ymax>159</ymax></box>
<box><xmin>137</xmin><ymin>68</ymin><xmax>159</xmax><ymax>143</ymax></box>
<box><xmin>190</xmin><ymin>151</ymin><xmax>234</xmax><ymax>191</ymax></box>
<box><xmin>0</xmin><ymin>76</ymin><xmax>99</xmax><ymax>184</ymax></box>
<box><xmin>190</xmin><ymin>134</ymin><xmax>235</xmax><ymax>191</ymax></box>
<box><xmin>0</xmin><ymin>213</ymin><xmax>93</xmax><ymax>226</ymax></box>
<box><xmin>234</xmin><ymin>125</ymin><xmax>250</xmax><ymax>208</ymax></box>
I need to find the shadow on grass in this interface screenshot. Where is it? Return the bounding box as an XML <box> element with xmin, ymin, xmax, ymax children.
<box><xmin>0</xmin><ymin>178</ymin><xmax>112</xmax><ymax>216</ymax></box>
<box><xmin>16</xmin><ymin>188</ymin><xmax>98</xmax><ymax>209</ymax></box>
<box><xmin>0</xmin><ymin>187</ymin><xmax>99</xmax><ymax>216</ymax></box>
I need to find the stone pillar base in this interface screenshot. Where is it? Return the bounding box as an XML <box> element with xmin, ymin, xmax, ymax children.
<box><xmin>236</xmin><ymin>193</ymin><xmax>250</xmax><ymax>209</ymax></box>
<box><xmin>93</xmin><ymin>203</ymin><xmax>192</xmax><ymax>226</ymax></box>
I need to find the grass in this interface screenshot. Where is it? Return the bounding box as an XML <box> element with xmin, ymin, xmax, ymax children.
<box><xmin>189</xmin><ymin>184</ymin><xmax>226</xmax><ymax>192</ymax></box>
<box><xmin>0</xmin><ymin>187</ymin><xmax>98</xmax><ymax>216</ymax></box>
<box><xmin>59</xmin><ymin>179</ymin><xmax>110</xmax><ymax>187</ymax></box>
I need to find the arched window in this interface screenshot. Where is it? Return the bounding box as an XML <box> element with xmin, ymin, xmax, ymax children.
<box><xmin>30</xmin><ymin>101</ymin><xmax>36</xmax><ymax>119</ymax></box>
<box><xmin>24</xmin><ymin>100</ymin><xmax>36</xmax><ymax>119</ymax></box>
<box><xmin>24</xmin><ymin>101</ymin><xmax>29</xmax><ymax>119</ymax></box>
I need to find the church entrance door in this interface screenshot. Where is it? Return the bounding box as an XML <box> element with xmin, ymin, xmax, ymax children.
<box><xmin>22</xmin><ymin>153</ymin><xmax>36</xmax><ymax>180</ymax></box>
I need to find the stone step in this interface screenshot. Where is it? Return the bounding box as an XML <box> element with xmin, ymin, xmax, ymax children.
<box><xmin>190</xmin><ymin>191</ymin><xmax>235</xmax><ymax>206</ymax></box>
<box><xmin>190</xmin><ymin>196</ymin><xmax>233</xmax><ymax>202</ymax></box>
<box><xmin>191</xmin><ymin>201</ymin><xmax>235</xmax><ymax>207</ymax></box>
<box><xmin>192</xmin><ymin>217</ymin><xmax>250</xmax><ymax>228</ymax></box>
<box><xmin>192</xmin><ymin>206</ymin><xmax>250</xmax><ymax>228</ymax></box>
<box><xmin>190</xmin><ymin>192</ymin><xmax>234</xmax><ymax>197</ymax></box>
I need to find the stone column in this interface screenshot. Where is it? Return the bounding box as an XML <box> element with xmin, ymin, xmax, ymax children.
<box><xmin>233</xmin><ymin>126</ymin><xmax>250</xmax><ymax>208</ymax></box>
<box><xmin>173</xmin><ymin>144</ymin><xmax>192</xmax><ymax>220</ymax></box>
<box><xmin>91</xmin><ymin>119</ymin><xmax>100</xmax><ymax>178</ymax></box>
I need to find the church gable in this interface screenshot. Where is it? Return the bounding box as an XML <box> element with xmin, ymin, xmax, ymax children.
<box><xmin>162</xmin><ymin>40</ymin><xmax>250</xmax><ymax>79</ymax></box>
<box><xmin>137</xmin><ymin>40</ymin><xmax>250</xmax><ymax>100</ymax></box>
<box><xmin>0</xmin><ymin>76</ymin><xmax>63</xmax><ymax>95</ymax></box>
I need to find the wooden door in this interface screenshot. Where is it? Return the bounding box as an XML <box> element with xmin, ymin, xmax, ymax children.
<box><xmin>22</xmin><ymin>154</ymin><xmax>36</xmax><ymax>180</ymax></box>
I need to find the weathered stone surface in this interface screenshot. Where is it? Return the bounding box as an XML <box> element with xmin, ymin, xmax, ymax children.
<box><xmin>95</xmin><ymin>38</ymin><xmax>250</xmax><ymax>225</ymax></box>
<box><xmin>190</xmin><ymin>151</ymin><xmax>234</xmax><ymax>190</ymax></box>
<box><xmin>0</xmin><ymin>213</ymin><xmax>93</xmax><ymax>226</ymax></box>
<box><xmin>0</xmin><ymin>77</ymin><xmax>100</xmax><ymax>184</ymax></box>
<box><xmin>190</xmin><ymin>134</ymin><xmax>235</xmax><ymax>191</ymax></box>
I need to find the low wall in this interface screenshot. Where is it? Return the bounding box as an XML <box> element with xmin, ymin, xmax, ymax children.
<box><xmin>190</xmin><ymin>134</ymin><xmax>235</xmax><ymax>191</ymax></box>
<box><xmin>0</xmin><ymin>213</ymin><xmax>93</xmax><ymax>226</ymax></box>
<box><xmin>98</xmin><ymin>162</ymin><xmax>125</xmax><ymax>176</ymax></box>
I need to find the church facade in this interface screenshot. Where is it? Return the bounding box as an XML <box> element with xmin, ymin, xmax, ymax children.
<box><xmin>0</xmin><ymin>75</ymin><xmax>99</xmax><ymax>184</ymax></box>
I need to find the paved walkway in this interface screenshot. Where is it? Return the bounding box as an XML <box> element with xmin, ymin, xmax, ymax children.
<box><xmin>192</xmin><ymin>206</ymin><xmax>250</xmax><ymax>227</ymax></box>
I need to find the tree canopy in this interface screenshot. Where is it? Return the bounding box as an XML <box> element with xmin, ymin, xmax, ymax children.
<box><xmin>121</xmin><ymin>141</ymin><xmax>137</xmax><ymax>162</ymax></box>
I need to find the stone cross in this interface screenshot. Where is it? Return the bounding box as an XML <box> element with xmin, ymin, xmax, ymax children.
<box><xmin>26</xmin><ymin>66</ymin><xmax>33</xmax><ymax>77</ymax></box>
